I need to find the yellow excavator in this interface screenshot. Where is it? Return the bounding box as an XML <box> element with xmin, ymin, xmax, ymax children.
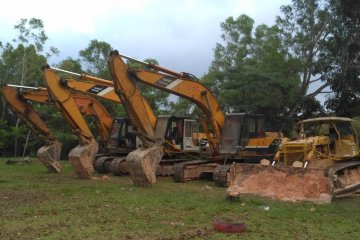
<box><xmin>30</xmin><ymin>68</ymin><xmax>137</xmax><ymax>175</ymax></box>
<box><xmin>2</xmin><ymin>84</ymin><xmax>62</xmax><ymax>172</ymax></box>
<box><xmin>108</xmin><ymin>52</ymin><xmax>283</xmax><ymax>183</ymax></box>
<box><xmin>42</xmin><ymin>66</ymin><xmax>203</xmax><ymax>184</ymax></box>
<box><xmin>41</xmin><ymin>66</ymin><xmax>118</xmax><ymax>178</ymax></box>
<box><xmin>2</xmin><ymin>84</ymin><xmax>116</xmax><ymax>175</ymax></box>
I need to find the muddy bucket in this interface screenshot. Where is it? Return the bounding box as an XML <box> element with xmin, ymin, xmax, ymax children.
<box><xmin>126</xmin><ymin>146</ymin><xmax>163</xmax><ymax>186</ymax></box>
<box><xmin>68</xmin><ymin>140</ymin><xmax>99</xmax><ymax>179</ymax></box>
<box><xmin>37</xmin><ymin>140</ymin><xmax>62</xmax><ymax>173</ymax></box>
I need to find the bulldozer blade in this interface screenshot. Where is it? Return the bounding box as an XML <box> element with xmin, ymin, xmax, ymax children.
<box><xmin>227</xmin><ymin>163</ymin><xmax>332</xmax><ymax>203</ymax></box>
<box><xmin>37</xmin><ymin>140</ymin><xmax>62</xmax><ymax>173</ymax></box>
<box><xmin>126</xmin><ymin>146</ymin><xmax>163</xmax><ymax>186</ymax></box>
<box><xmin>68</xmin><ymin>140</ymin><xmax>99</xmax><ymax>179</ymax></box>
<box><xmin>328</xmin><ymin>161</ymin><xmax>360</xmax><ymax>198</ymax></box>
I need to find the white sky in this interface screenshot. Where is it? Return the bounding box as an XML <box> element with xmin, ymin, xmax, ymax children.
<box><xmin>0</xmin><ymin>0</ymin><xmax>291</xmax><ymax>77</ymax></box>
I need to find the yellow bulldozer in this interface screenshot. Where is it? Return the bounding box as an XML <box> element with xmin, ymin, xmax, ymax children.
<box><xmin>227</xmin><ymin>117</ymin><xmax>360</xmax><ymax>203</ymax></box>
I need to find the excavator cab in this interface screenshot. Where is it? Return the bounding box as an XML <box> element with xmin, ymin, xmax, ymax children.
<box><xmin>94</xmin><ymin>117</ymin><xmax>138</xmax><ymax>175</ymax></box>
<box><xmin>219</xmin><ymin>113</ymin><xmax>281</xmax><ymax>160</ymax></box>
<box><xmin>106</xmin><ymin>117</ymin><xmax>138</xmax><ymax>154</ymax></box>
<box><xmin>155</xmin><ymin>115</ymin><xmax>200</xmax><ymax>153</ymax></box>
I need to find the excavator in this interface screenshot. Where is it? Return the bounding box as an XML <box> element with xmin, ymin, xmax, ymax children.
<box><xmin>41</xmin><ymin>66</ymin><xmax>203</xmax><ymax>183</ymax></box>
<box><xmin>106</xmin><ymin>52</ymin><xmax>283</xmax><ymax>183</ymax></box>
<box><xmin>2</xmin><ymin>84</ymin><xmax>62</xmax><ymax>172</ymax></box>
<box><xmin>40</xmin><ymin>66</ymin><xmax>124</xmax><ymax>178</ymax></box>
<box><xmin>2</xmin><ymin>83</ymin><xmax>117</xmax><ymax>175</ymax></box>
<box><xmin>106</xmin><ymin>51</ymin><xmax>360</xmax><ymax>202</ymax></box>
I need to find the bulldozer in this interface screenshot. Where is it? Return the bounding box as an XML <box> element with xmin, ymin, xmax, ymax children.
<box><xmin>227</xmin><ymin>117</ymin><xmax>360</xmax><ymax>203</ymax></box>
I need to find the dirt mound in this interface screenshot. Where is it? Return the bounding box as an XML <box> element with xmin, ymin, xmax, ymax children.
<box><xmin>227</xmin><ymin>163</ymin><xmax>331</xmax><ymax>203</ymax></box>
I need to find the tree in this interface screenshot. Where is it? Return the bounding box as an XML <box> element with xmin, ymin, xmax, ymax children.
<box><xmin>79</xmin><ymin>39</ymin><xmax>112</xmax><ymax>79</ymax></box>
<box><xmin>167</xmin><ymin>98</ymin><xmax>196</xmax><ymax>117</ymax></box>
<box><xmin>56</xmin><ymin>57</ymin><xmax>83</xmax><ymax>73</ymax></box>
<box><xmin>322</xmin><ymin>0</ymin><xmax>360</xmax><ymax>116</ymax></box>
<box><xmin>0</xmin><ymin>18</ymin><xmax>58</xmax><ymax>86</ymax></box>
<box><xmin>276</xmin><ymin>0</ymin><xmax>345</xmax><ymax>120</ymax></box>
<box><xmin>204</xmin><ymin>15</ymin><xmax>301</xmax><ymax>131</ymax></box>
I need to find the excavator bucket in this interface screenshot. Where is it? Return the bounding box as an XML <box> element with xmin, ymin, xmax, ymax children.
<box><xmin>37</xmin><ymin>140</ymin><xmax>62</xmax><ymax>173</ymax></box>
<box><xmin>125</xmin><ymin>146</ymin><xmax>163</xmax><ymax>186</ymax></box>
<box><xmin>68</xmin><ymin>140</ymin><xmax>99</xmax><ymax>179</ymax></box>
<box><xmin>227</xmin><ymin>162</ymin><xmax>360</xmax><ymax>203</ymax></box>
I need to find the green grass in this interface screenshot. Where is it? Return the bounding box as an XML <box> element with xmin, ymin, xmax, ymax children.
<box><xmin>1</xmin><ymin>158</ymin><xmax>360</xmax><ymax>240</ymax></box>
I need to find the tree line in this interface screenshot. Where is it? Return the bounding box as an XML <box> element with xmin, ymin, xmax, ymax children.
<box><xmin>0</xmin><ymin>0</ymin><xmax>359</xmax><ymax>158</ymax></box>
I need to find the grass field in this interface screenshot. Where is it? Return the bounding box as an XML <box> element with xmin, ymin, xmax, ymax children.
<box><xmin>1</xmin><ymin>158</ymin><xmax>360</xmax><ymax>240</ymax></box>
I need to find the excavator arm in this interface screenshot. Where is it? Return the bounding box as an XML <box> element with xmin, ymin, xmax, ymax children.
<box><xmin>2</xmin><ymin>84</ymin><xmax>62</xmax><ymax>172</ymax></box>
<box><xmin>41</xmin><ymin>65</ymin><xmax>98</xmax><ymax>179</ymax></box>
<box><xmin>108</xmin><ymin>53</ymin><xmax>157</xmax><ymax>144</ymax></box>
<box><xmin>108</xmin><ymin>50</ymin><xmax>163</xmax><ymax>185</ymax></box>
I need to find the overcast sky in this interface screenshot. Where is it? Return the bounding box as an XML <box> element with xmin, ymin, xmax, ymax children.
<box><xmin>0</xmin><ymin>0</ymin><xmax>292</xmax><ymax>77</ymax></box>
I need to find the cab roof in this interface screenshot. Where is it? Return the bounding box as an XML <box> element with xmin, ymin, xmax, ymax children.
<box><xmin>299</xmin><ymin>117</ymin><xmax>354</xmax><ymax>124</ymax></box>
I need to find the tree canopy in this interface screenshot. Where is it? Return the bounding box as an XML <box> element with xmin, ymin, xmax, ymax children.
<box><xmin>203</xmin><ymin>14</ymin><xmax>301</xmax><ymax>131</ymax></box>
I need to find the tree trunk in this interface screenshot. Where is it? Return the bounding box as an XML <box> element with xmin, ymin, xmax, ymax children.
<box><xmin>1</xmin><ymin>96</ymin><xmax>5</xmax><ymax>120</ymax></box>
<box><xmin>14</xmin><ymin>118</ymin><xmax>20</xmax><ymax>157</ymax></box>
<box><xmin>22</xmin><ymin>129</ymin><xmax>31</xmax><ymax>157</ymax></box>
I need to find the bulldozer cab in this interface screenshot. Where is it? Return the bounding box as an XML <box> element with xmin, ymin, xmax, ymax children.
<box><xmin>299</xmin><ymin>117</ymin><xmax>359</xmax><ymax>160</ymax></box>
<box><xmin>155</xmin><ymin>115</ymin><xmax>200</xmax><ymax>152</ymax></box>
<box><xmin>220</xmin><ymin>113</ymin><xmax>265</xmax><ymax>154</ymax></box>
<box><xmin>106</xmin><ymin>118</ymin><xmax>137</xmax><ymax>154</ymax></box>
